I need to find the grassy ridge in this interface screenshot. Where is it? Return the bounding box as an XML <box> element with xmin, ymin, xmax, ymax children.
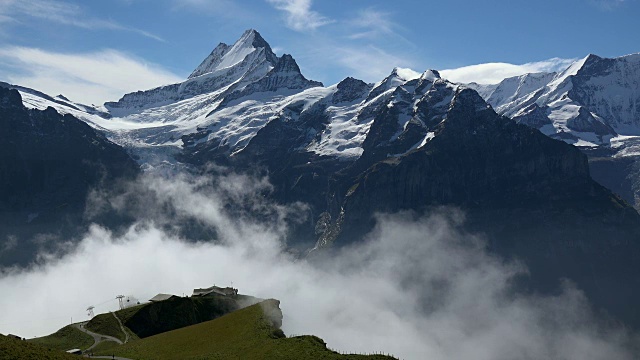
<box><xmin>0</xmin><ymin>334</ymin><xmax>79</xmax><ymax>360</ymax></box>
<box><xmin>28</xmin><ymin>325</ymin><xmax>94</xmax><ymax>351</ymax></box>
<box><xmin>115</xmin><ymin>303</ymin><xmax>147</xmax><ymax>324</ymax></box>
<box><xmin>26</xmin><ymin>294</ymin><xmax>248</xmax><ymax>355</ymax></box>
<box><xmin>123</xmin><ymin>294</ymin><xmax>256</xmax><ymax>338</ymax></box>
<box><xmin>97</xmin><ymin>300</ymin><xmax>396</xmax><ymax>360</ymax></box>
<box><xmin>85</xmin><ymin>313</ymin><xmax>125</xmax><ymax>342</ymax></box>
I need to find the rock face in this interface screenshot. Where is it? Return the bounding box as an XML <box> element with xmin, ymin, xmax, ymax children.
<box><xmin>332</xmin><ymin>77</ymin><xmax>371</xmax><ymax>104</ymax></box>
<box><xmin>0</xmin><ymin>87</ymin><xmax>139</xmax><ymax>266</ymax></box>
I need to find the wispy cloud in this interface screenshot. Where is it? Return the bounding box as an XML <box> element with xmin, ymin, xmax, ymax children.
<box><xmin>0</xmin><ymin>46</ymin><xmax>183</xmax><ymax>105</ymax></box>
<box><xmin>170</xmin><ymin>0</ymin><xmax>250</xmax><ymax>19</ymax></box>
<box><xmin>590</xmin><ymin>0</ymin><xmax>627</xmax><ymax>10</ymax></box>
<box><xmin>273</xmin><ymin>5</ymin><xmax>418</xmax><ymax>85</ymax></box>
<box><xmin>294</xmin><ymin>35</ymin><xmax>420</xmax><ymax>85</ymax></box>
<box><xmin>331</xmin><ymin>45</ymin><xmax>418</xmax><ymax>83</ymax></box>
<box><xmin>440</xmin><ymin>58</ymin><xmax>578</xmax><ymax>84</ymax></box>
<box><xmin>266</xmin><ymin>0</ymin><xmax>332</xmax><ymax>32</ymax></box>
<box><xmin>347</xmin><ymin>8</ymin><xmax>400</xmax><ymax>40</ymax></box>
<box><xmin>0</xmin><ymin>0</ymin><xmax>164</xmax><ymax>41</ymax></box>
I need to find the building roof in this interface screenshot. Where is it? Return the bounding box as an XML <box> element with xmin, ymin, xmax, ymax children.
<box><xmin>149</xmin><ymin>293</ymin><xmax>177</xmax><ymax>302</ymax></box>
<box><xmin>192</xmin><ymin>285</ymin><xmax>237</xmax><ymax>297</ymax></box>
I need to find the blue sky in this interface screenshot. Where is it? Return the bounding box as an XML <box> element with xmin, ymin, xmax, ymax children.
<box><xmin>0</xmin><ymin>0</ymin><xmax>638</xmax><ymax>104</ymax></box>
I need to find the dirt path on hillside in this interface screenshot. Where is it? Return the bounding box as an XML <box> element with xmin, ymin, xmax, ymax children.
<box><xmin>73</xmin><ymin>322</ymin><xmax>123</xmax><ymax>351</ymax></box>
<box><xmin>110</xmin><ymin>312</ymin><xmax>129</xmax><ymax>344</ymax></box>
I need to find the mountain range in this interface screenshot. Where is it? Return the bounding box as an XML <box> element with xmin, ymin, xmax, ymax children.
<box><xmin>467</xmin><ymin>53</ymin><xmax>640</xmax><ymax>208</ymax></box>
<box><xmin>1</xmin><ymin>29</ymin><xmax>640</xmax><ymax>328</ymax></box>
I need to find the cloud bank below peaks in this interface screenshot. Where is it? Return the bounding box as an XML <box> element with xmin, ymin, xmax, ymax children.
<box><xmin>0</xmin><ymin>173</ymin><xmax>636</xmax><ymax>360</ymax></box>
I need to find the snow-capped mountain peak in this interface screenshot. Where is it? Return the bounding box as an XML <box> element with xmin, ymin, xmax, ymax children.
<box><xmin>188</xmin><ymin>42</ymin><xmax>230</xmax><ymax>79</ymax></box>
<box><xmin>189</xmin><ymin>29</ymin><xmax>277</xmax><ymax>79</ymax></box>
<box><xmin>367</xmin><ymin>67</ymin><xmax>421</xmax><ymax>101</ymax></box>
<box><xmin>104</xmin><ymin>29</ymin><xmax>287</xmax><ymax>115</ymax></box>
<box><xmin>420</xmin><ymin>69</ymin><xmax>441</xmax><ymax>82</ymax></box>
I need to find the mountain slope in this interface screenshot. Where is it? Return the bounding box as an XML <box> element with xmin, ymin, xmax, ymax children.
<box><xmin>28</xmin><ymin>326</ymin><xmax>94</xmax><ymax>352</ymax></box>
<box><xmin>333</xmin><ymin>89</ymin><xmax>640</xmax><ymax>325</ymax></box>
<box><xmin>0</xmin><ymin>87</ymin><xmax>140</xmax><ymax>266</ymax></box>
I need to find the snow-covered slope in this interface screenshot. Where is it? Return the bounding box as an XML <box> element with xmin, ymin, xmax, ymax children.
<box><xmin>466</xmin><ymin>53</ymin><xmax>640</xmax><ymax>150</ymax></box>
<box><xmin>470</xmin><ymin>72</ymin><xmax>556</xmax><ymax>111</ymax></box>
<box><xmin>182</xmin><ymin>67</ymin><xmax>457</xmax><ymax>162</ymax></box>
<box><xmin>0</xmin><ymin>82</ymin><xmax>117</xmax><ymax>130</ymax></box>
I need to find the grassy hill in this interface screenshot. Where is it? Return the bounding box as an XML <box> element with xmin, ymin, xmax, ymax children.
<box><xmin>84</xmin><ymin>293</ymin><xmax>260</xmax><ymax>343</ymax></box>
<box><xmin>28</xmin><ymin>293</ymin><xmax>256</xmax><ymax>356</ymax></box>
<box><xmin>28</xmin><ymin>325</ymin><xmax>94</xmax><ymax>351</ymax></box>
<box><xmin>86</xmin><ymin>312</ymin><xmax>126</xmax><ymax>342</ymax></box>
<box><xmin>0</xmin><ymin>334</ymin><xmax>80</xmax><ymax>359</ymax></box>
<box><xmin>123</xmin><ymin>294</ymin><xmax>258</xmax><ymax>338</ymax></box>
<box><xmin>20</xmin><ymin>297</ymin><xmax>396</xmax><ymax>359</ymax></box>
<box><xmin>94</xmin><ymin>299</ymin><xmax>397</xmax><ymax>360</ymax></box>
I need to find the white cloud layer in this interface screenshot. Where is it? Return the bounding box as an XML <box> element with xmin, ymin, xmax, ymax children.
<box><xmin>0</xmin><ymin>173</ymin><xmax>636</xmax><ymax>360</ymax></box>
<box><xmin>440</xmin><ymin>58</ymin><xmax>578</xmax><ymax>84</ymax></box>
<box><xmin>267</xmin><ymin>0</ymin><xmax>332</xmax><ymax>32</ymax></box>
<box><xmin>348</xmin><ymin>8</ymin><xmax>396</xmax><ymax>40</ymax></box>
<box><xmin>346</xmin><ymin>7</ymin><xmax>413</xmax><ymax>49</ymax></box>
<box><xmin>0</xmin><ymin>46</ymin><xmax>183</xmax><ymax>105</ymax></box>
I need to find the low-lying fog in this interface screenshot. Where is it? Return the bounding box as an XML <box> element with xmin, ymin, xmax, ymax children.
<box><xmin>0</xmin><ymin>173</ymin><xmax>636</xmax><ymax>359</ymax></box>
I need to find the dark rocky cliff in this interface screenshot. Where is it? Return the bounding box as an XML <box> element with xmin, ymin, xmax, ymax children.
<box><xmin>334</xmin><ymin>90</ymin><xmax>640</xmax><ymax>326</ymax></box>
<box><xmin>0</xmin><ymin>88</ymin><xmax>139</xmax><ymax>266</ymax></box>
